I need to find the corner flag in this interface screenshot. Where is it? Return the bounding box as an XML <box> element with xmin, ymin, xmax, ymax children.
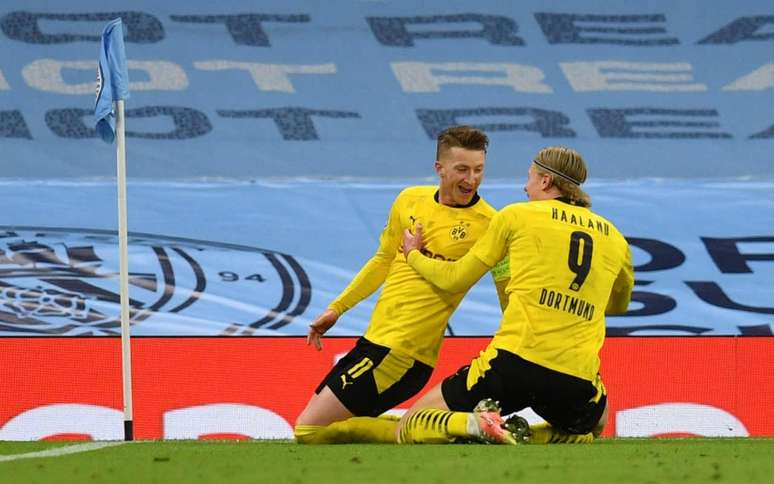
<box><xmin>95</xmin><ymin>18</ymin><xmax>130</xmax><ymax>143</ymax></box>
<box><xmin>94</xmin><ymin>18</ymin><xmax>134</xmax><ymax>442</ymax></box>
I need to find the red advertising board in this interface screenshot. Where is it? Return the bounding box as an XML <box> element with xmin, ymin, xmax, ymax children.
<box><xmin>0</xmin><ymin>337</ymin><xmax>772</xmax><ymax>440</ymax></box>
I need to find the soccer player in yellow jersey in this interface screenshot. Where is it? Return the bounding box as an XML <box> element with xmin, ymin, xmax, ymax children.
<box><xmin>398</xmin><ymin>146</ymin><xmax>634</xmax><ymax>445</ymax></box>
<box><xmin>294</xmin><ymin>126</ymin><xmax>509</xmax><ymax>444</ymax></box>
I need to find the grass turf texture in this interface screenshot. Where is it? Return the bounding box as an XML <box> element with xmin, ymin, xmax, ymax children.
<box><xmin>1</xmin><ymin>439</ymin><xmax>773</xmax><ymax>484</ymax></box>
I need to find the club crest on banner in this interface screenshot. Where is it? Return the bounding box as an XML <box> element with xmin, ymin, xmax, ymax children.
<box><xmin>0</xmin><ymin>227</ymin><xmax>311</xmax><ymax>336</ymax></box>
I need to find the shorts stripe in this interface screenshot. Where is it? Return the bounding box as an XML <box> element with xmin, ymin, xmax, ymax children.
<box><xmin>348</xmin><ymin>357</ymin><xmax>374</xmax><ymax>379</ymax></box>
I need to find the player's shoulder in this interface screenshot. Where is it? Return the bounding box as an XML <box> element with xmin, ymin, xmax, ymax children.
<box><xmin>579</xmin><ymin>206</ymin><xmax>629</xmax><ymax>247</ymax></box>
<box><xmin>396</xmin><ymin>185</ymin><xmax>436</xmax><ymax>200</ymax></box>
<box><xmin>498</xmin><ymin>201</ymin><xmax>531</xmax><ymax>216</ymax></box>
<box><xmin>495</xmin><ymin>200</ymin><xmax>572</xmax><ymax>223</ymax></box>
<box><xmin>390</xmin><ymin>185</ymin><xmax>435</xmax><ymax>209</ymax></box>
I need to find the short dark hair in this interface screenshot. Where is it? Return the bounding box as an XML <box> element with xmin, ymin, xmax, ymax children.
<box><xmin>436</xmin><ymin>126</ymin><xmax>488</xmax><ymax>160</ymax></box>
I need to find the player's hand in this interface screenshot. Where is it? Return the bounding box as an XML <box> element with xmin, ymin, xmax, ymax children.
<box><xmin>402</xmin><ymin>223</ymin><xmax>424</xmax><ymax>257</ymax></box>
<box><xmin>307</xmin><ymin>309</ymin><xmax>339</xmax><ymax>351</ymax></box>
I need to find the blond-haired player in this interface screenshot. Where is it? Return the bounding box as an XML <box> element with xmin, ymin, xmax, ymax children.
<box><xmin>399</xmin><ymin>146</ymin><xmax>634</xmax><ymax>445</ymax></box>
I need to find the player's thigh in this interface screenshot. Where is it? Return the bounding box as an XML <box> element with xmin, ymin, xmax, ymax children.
<box><xmin>295</xmin><ymin>385</ymin><xmax>355</xmax><ymax>426</ymax></box>
<box><xmin>305</xmin><ymin>338</ymin><xmax>431</xmax><ymax>419</ymax></box>
<box><xmin>531</xmin><ymin>374</ymin><xmax>607</xmax><ymax>435</ymax></box>
<box><xmin>440</xmin><ymin>347</ymin><xmax>532</xmax><ymax>414</ymax></box>
<box><xmin>296</xmin><ymin>338</ymin><xmax>374</xmax><ymax>426</ymax></box>
<box><xmin>374</xmin><ymin>350</ymin><xmax>433</xmax><ymax>411</ymax></box>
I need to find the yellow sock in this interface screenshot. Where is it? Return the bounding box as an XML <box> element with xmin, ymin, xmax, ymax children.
<box><xmin>377</xmin><ymin>413</ymin><xmax>401</xmax><ymax>422</ymax></box>
<box><xmin>294</xmin><ymin>416</ymin><xmax>398</xmax><ymax>444</ymax></box>
<box><xmin>398</xmin><ymin>409</ymin><xmax>470</xmax><ymax>444</ymax></box>
<box><xmin>528</xmin><ymin>423</ymin><xmax>594</xmax><ymax>444</ymax></box>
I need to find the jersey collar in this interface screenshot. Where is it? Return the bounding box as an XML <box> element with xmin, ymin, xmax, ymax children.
<box><xmin>434</xmin><ymin>190</ymin><xmax>481</xmax><ymax>208</ymax></box>
<box><xmin>554</xmin><ymin>196</ymin><xmax>579</xmax><ymax>206</ymax></box>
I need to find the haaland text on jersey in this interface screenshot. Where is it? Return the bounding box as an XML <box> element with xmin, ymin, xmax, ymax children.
<box><xmin>552</xmin><ymin>207</ymin><xmax>610</xmax><ymax>236</ymax></box>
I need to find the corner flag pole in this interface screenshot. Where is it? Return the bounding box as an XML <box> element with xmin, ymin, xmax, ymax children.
<box><xmin>115</xmin><ymin>98</ymin><xmax>134</xmax><ymax>441</ymax></box>
<box><xmin>94</xmin><ymin>18</ymin><xmax>133</xmax><ymax>441</ymax></box>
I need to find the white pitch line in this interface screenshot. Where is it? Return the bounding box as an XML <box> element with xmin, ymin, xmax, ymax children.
<box><xmin>0</xmin><ymin>441</ymin><xmax>126</xmax><ymax>463</ymax></box>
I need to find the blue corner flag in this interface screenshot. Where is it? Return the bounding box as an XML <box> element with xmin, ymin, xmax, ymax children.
<box><xmin>94</xmin><ymin>18</ymin><xmax>130</xmax><ymax>143</ymax></box>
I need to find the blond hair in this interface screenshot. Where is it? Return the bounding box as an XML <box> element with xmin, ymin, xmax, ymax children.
<box><xmin>533</xmin><ymin>146</ymin><xmax>591</xmax><ymax>207</ymax></box>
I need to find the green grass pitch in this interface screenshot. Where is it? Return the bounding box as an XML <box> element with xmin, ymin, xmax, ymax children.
<box><xmin>1</xmin><ymin>439</ymin><xmax>773</xmax><ymax>484</ymax></box>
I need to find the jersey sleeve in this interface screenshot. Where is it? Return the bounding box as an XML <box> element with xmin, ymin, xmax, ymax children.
<box><xmin>605</xmin><ymin>241</ymin><xmax>635</xmax><ymax>315</ymax></box>
<box><xmin>328</xmin><ymin>193</ymin><xmax>402</xmax><ymax>314</ymax></box>
<box><xmin>406</xmin><ymin>249</ymin><xmax>491</xmax><ymax>293</ymax></box>
<box><xmin>470</xmin><ymin>209</ymin><xmax>512</xmax><ymax>267</ymax></box>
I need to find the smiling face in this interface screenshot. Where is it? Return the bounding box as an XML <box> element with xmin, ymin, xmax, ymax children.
<box><xmin>435</xmin><ymin>146</ymin><xmax>486</xmax><ymax>206</ymax></box>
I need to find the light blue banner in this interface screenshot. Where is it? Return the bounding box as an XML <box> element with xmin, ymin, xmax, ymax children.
<box><xmin>0</xmin><ymin>179</ymin><xmax>772</xmax><ymax>336</ymax></box>
<box><xmin>0</xmin><ymin>1</ymin><xmax>772</xmax><ymax>179</ymax></box>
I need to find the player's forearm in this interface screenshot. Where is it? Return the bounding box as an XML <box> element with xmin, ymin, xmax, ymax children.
<box><xmin>606</xmin><ymin>255</ymin><xmax>634</xmax><ymax>315</ymax></box>
<box><xmin>328</xmin><ymin>254</ymin><xmax>392</xmax><ymax>314</ymax></box>
<box><xmin>605</xmin><ymin>276</ymin><xmax>634</xmax><ymax>315</ymax></box>
<box><xmin>605</xmin><ymin>289</ymin><xmax>631</xmax><ymax>315</ymax></box>
<box><xmin>406</xmin><ymin>250</ymin><xmax>488</xmax><ymax>293</ymax></box>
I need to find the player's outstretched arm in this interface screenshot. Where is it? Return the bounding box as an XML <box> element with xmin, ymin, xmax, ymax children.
<box><xmin>402</xmin><ymin>224</ymin><xmax>490</xmax><ymax>293</ymax></box>
<box><xmin>326</xmin><ymin>195</ymin><xmax>403</xmax><ymax>316</ymax></box>
<box><xmin>328</xmin><ymin>253</ymin><xmax>392</xmax><ymax>313</ymax></box>
<box><xmin>311</xmin><ymin>252</ymin><xmax>392</xmax><ymax>351</ymax></box>
<box><xmin>307</xmin><ymin>308</ymin><xmax>340</xmax><ymax>351</ymax></box>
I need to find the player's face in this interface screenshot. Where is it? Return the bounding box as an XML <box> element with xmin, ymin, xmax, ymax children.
<box><xmin>436</xmin><ymin>147</ymin><xmax>486</xmax><ymax>206</ymax></box>
<box><xmin>523</xmin><ymin>164</ymin><xmax>548</xmax><ymax>201</ymax></box>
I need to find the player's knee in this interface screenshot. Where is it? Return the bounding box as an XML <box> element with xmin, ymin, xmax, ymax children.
<box><xmin>294</xmin><ymin>396</ymin><xmax>329</xmax><ymax>427</ymax></box>
<box><xmin>294</xmin><ymin>407</ymin><xmax>313</xmax><ymax>427</ymax></box>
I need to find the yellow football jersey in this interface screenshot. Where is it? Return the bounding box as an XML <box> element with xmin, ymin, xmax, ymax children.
<box><xmin>330</xmin><ymin>185</ymin><xmax>504</xmax><ymax>367</ymax></box>
<box><xmin>469</xmin><ymin>198</ymin><xmax>633</xmax><ymax>382</ymax></box>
